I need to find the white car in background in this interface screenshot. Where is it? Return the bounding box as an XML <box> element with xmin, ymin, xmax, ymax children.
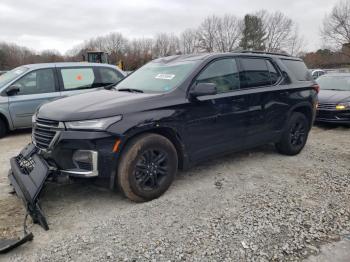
<box><xmin>310</xmin><ymin>69</ymin><xmax>326</xmax><ymax>79</ymax></box>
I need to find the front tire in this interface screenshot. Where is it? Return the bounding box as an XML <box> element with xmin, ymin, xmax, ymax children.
<box><xmin>276</xmin><ymin>112</ymin><xmax>310</xmax><ymax>156</ymax></box>
<box><xmin>0</xmin><ymin>118</ymin><xmax>7</xmax><ymax>138</ymax></box>
<box><xmin>117</xmin><ymin>134</ymin><xmax>178</xmax><ymax>202</ymax></box>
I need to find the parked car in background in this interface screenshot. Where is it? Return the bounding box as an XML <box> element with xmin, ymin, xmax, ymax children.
<box><xmin>8</xmin><ymin>52</ymin><xmax>318</xmax><ymax>230</ymax></box>
<box><xmin>316</xmin><ymin>73</ymin><xmax>350</xmax><ymax>124</ymax></box>
<box><xmin>0</xmin><ymin>63</ymin><xmax>125</xmax><ymax>137</ymax></box>
<box><xmin>310</xmin><ymin>69</ymin><xmax>326</xmax><ymax>79</ymax></box>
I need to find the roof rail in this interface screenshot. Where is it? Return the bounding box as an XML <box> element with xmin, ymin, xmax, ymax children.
<box><xmin>232</xmin><ymin>50</ymin><xmax>292</xmax><ymax>57</ymax></box>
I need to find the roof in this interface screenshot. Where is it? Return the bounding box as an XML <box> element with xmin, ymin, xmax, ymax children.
<box><xmin>22</xmin><ymin>62</ymin><xmax>119</xmax><ymax>69</ymax></box>
<box><xmin>152</xmin><ymin>51</ymin><xmax>299</xmax><ymax>64</ymax></box>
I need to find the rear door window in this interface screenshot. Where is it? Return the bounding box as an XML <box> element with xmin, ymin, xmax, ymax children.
<box><xmin>12</xmin><ymin>69</ymin><xmax>56</xmax><ymax>95</ymax></box>
<box><xmin>239</xmin><ymin>58</ymin><xmax>271</xmax><ymax>88</ymax></box>
<box><xmin>97</xmin><ymin>67</ymin><xmax>124</xmax><ymax>86</ymax></box>
<box><xmin>60</xmin><ymin>68</ymin><xmax>96</xmax><ymax>90</ymax></box>
<box><xmin>281</xmin><ymin>59</ymin><xmax>312</xmax><ymax>81</ymax></box>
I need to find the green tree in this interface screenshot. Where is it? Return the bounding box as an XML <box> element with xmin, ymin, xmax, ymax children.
<box><xmin>240</xmin><ymin>14</ymin><xmax>266</xmax><ymax>50</ymax></box>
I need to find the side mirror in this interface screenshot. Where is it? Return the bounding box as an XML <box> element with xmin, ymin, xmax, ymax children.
<box><xmin>6</xmin><ymin>85</ymin><xmax>20</xmax><ymax>96</ymax></box>
<box><xmin>190</xmin><ymin>83</ymin><xmax>217</xmax><ymax>98</ymax></box>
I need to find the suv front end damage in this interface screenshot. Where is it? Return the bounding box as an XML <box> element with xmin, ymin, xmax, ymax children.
<box><xmin>8</xmin><ymin>144</ymin><xmax>50</xmax><ymax>230</ymax></box>
<box><xmin>1</xmin><ymin>144</ymin><xmax>48</xmax><ymax>253</ymax></box>
<box><xmin>3</xmin><ymin>117</ymin><xmax>120</xmax><ymax>253</ymax></box>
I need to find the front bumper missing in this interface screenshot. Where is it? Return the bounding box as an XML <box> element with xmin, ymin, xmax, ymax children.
<box><xmin>0</xmin><ymin>231</ymin><xmax>34</xmax><ymax>254</ymax></box>
<box><xmin>1</xmin><ymin>144</ymin><xmax>50</xmax><ymax>253</ymax></box>
<box><xmin>8</xmin><ymin>144</ymin><xmax>50</xmax><ymax>231</ymax></box>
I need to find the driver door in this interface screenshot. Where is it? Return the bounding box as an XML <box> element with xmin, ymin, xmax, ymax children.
<box><xmin>185</xmin><ymin>58</ymin><xmax>249</xmax><ymax>161</ymax></box>
<box><xmin>8</xmin><ymin>68</ymin><xmax>61</xmax><ymax>128</ymax></box>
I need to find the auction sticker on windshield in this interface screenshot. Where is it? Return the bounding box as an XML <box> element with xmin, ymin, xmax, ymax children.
<box><xmin>155</xmin><ymin>74</ymin><xmax>175</xmax><ymax>80</ymax></box>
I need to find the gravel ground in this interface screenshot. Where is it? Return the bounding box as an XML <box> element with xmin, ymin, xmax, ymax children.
<box><xmin>0</xmin><ymin>125</ymin><xmax>349</xmax><ymax>261</ymax></box>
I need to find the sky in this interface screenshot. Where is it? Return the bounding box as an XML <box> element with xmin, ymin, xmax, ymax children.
<box><xmin>0</xmin><ymin>0</ymin><xmax>340</xmax><ymax>54</ymax></box>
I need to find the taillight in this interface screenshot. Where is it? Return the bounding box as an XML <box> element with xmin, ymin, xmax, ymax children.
<box><xmin>312</xmin><ymin>84</ymin><xmax>320</xmax><ymax>94</ymax></box>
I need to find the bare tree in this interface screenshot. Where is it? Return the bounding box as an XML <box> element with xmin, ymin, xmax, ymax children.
<box><xmin>180</xmin><ymin>29</ymin><xmax>200</xmax><ymax>54</ymax></box>
<box><xmin>322</xmin><ymin>0</ymin><xmax>350</xmax><ymax>48</ymax></box>
<box><xmin>126</xmin><ymin>38</ymin><xmax>153</xmax><ymax>70</ymax></box>
<box><xmin>197</xmin><ymin>15</ymin><xmax>242</xmax><ymax>52</ymax></box>
<box><xmin>215</xmin><ymin>15</ymin><xmax>242</xmax><ymax>52</ymax></box>
<box><xmin>153</xmin><ymin>33</ymin><xmax>180</xmax><ymax>57</ymax></box>
<box><xmin>197</xmin><ymin>15</ymin><xmax>220</xmax><ymax>52</ymax></box>
<box><xmin>286</xmin><ymin>28</ymin><xmax>306</xmax><ymax>56</ymax></box>
<box><xmin>262</xmin><ymin>11</ymin><xmax>294</xmax><ymax>52</ymax></box>
<box><xmin>104</xmin><ymin>33</ymin><xmax>128</xmax><ymax>64</ymax></box>
<box><xmin>252</xmin><ymin>10</ymin><xmax>305</xmax><ymax>55</ymax></box>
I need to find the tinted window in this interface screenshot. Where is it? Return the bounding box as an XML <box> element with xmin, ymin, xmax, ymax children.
<box><xmin>13</xmin><ymin>69</ymin><xmax>56</xmax><ymax>95</ymax></box>
<box><xmin>266</xmin><ymin>60</ymin><xmax>281</xmax><ymax>84</ymax></box>
<box><xmin>282</xmin><ymin>59</ymin><xmax>312</xmax><ymax>81</ymax></box>
<box><xmin>97</xmin><ymin>67</ymin><xmax>123</xmax><ymax>86</ymax></box>
<box><xmin>196</xmin><ymin>58</ymin><xmax>240</xmax><ymax>93</ymax></box>
<box><xmin>60</xmin><ymin>68</ymin><xmax>96</xmax><ymax>90</ymax></box>
<box><xmin>240</xmin><ymin>58</ymin><xmax>271</xmax><ymax>88</ymax></box>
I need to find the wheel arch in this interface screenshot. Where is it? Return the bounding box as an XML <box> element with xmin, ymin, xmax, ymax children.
<box><xmin>0</xmin><ymin>112</ymin><xmax>10</xmax><ymax>131</ymax></box>
<box><xmin>109</xmin><ymin>126</ymin><xmax>189</xmax><ymax>190</ymax></box>
<box><xmin>287</xmin><ymin>102</ymin><xmax>314</xmax><ymax>129</ymax></box>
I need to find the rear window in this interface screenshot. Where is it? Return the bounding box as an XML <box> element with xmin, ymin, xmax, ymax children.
<box><xmin>282</xmin><ymin>59</ymin><xmax>312</xmax><ymax>81</ymax></box>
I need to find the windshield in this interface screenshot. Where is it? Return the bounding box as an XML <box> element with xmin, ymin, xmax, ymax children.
<box><xmin>116</xmin><ymin>60</ymin><xmax>200</xmax><ymax>93</ymax></box>
<box><xmin>0</xmin><ymin>66</ymin><xmax>29</xmax><ymax>87</ymax></box>
<box><xmin>317</xmin><ymin>75</ymin><xmax>350</xmax><ymax>91</ymax></box>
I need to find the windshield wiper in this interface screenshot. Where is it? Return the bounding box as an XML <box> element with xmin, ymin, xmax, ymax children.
<box><xmin>103</xmin><ymin>82</ymin><xmax>119</xmax><ymax>90</ymax></box>
<box><xmin>118</xmin><ymin>88</ymin><xmax>144</xmax><ymax>93</ymax></box>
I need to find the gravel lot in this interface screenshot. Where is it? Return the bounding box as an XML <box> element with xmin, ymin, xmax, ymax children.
<box><xmin>0</xmin><ymin>125</ymin><xmax>349</xmax><ymax>261</ymax></box>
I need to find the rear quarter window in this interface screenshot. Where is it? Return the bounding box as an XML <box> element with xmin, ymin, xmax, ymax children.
<box><xmin>281</xmin><ymin>59</ymin><xmax>312</xmax><ymax>81</ymax></box>
<box><xmin>60</xmin><ymin>68</ymin><xmax>96</xmax><ymax>90</ymax></box>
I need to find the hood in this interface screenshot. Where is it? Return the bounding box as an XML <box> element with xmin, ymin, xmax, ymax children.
<box><xmin>318</xmin><ymin>90</ymin><xmax>350</xmax><ymax>104</ymax></box>
<box><xmin>38</xmin><ymin>90</ymin><xmax>160</xmax><ymax>121</ymax></box>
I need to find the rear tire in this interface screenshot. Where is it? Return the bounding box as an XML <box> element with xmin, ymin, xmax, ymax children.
<box><xmin>0</xmin><ymin>118</ymin><xmax>7</xmax><ymax>138</ymax></box>
<box><xmin>117</xmin><ymin>134</ymin><xmax>178</xmax><ymax>202</ymax></box>
<box><xmin>276</xmin><ymin>112</ymin><xmax>310</xmax><ymax>156</ymax></box>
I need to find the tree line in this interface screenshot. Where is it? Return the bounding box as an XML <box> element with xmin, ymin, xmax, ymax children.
<box><xmin>303</xmin><ymin>0</ymin><xmax>350</xmax><ymax>68</ymax></box>
<box><xmin>67</xmin><ymin>10</ymin><xmax>305</xmax><ymax>70</ymax></box>
<box><xmin>1</xmin><ymin>0</ymin><xmax>350</xmax><ymax>71</ymax></box>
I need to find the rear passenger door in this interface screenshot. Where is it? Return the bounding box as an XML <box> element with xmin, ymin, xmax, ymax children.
<box><xmin>58</xmin><ymin>67</ymin><xmax>99</xmax><ymax>97</ymax></box>
<box><xmin>238</xmin><ymin>57</ymin><xmax>284</xmax><ymax>145</ymax></box>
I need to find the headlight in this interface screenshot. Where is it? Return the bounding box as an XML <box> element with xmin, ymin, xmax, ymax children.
<box><xmin>336</xmin><ymin>102</ymin><xmax>350</xmax><ymax>110</ymax></box>
<box><xmin>65</xmin><ymin>115</ymin><xmax>122</xmax><ymax>130</ymax></box>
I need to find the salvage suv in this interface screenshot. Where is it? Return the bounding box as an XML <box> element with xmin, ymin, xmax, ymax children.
<box><xmin>9</xmin><ymin>51</ymin><xmax>318</xmax><ymax>230</ymax></box>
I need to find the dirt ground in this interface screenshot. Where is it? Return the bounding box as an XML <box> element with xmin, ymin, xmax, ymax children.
<box><xmin>0</xmin><ymin>125</ymin><xmax>349</xmax><ymax>261</ymax></box>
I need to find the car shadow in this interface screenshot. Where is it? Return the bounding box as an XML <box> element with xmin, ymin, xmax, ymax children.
<box><xmin>5</xmin><ymin>128</ymin><xmax>32</xmax><ymax>137</ymax></box>
<box><xmin>314</xmin><ymin>122</ymin><xmax>349</xmax><ymax>130</ymax></box>
<box><xmin>40</xmin><ymin>143</ymin><xmax>278</xmax><ymax>205</ymax></box>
